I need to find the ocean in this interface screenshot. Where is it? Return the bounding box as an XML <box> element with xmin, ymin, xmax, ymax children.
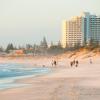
<box><xmin>0</xmin><ymin>63</ymin><xmax>51</xmax><ymax>90</ymax></box>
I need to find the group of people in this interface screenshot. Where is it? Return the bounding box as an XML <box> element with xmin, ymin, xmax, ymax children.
<box><xmin>70</xmin><ymin>60</ymin><xmax>79</xmax><ymax>67</ymax></box>
<box><xmin>42</xmin><ymin>57</ymin><xmax>93</xmax><ymax>68</ymax></box>
<box><xmin>45</xmin><ymin>57</ymin><xmax>93</xmax><ymax>68</ymax></box>
<box><xmin>52</xmin><ymin>60</ymin><xmax>57</xmax><ymax>66</ymax></box>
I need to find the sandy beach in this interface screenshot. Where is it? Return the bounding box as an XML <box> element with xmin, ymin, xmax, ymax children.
<box><xmin>0</xmin><ymin>50</ymin><xmax>100</xmax><ymax>100</ymax></box>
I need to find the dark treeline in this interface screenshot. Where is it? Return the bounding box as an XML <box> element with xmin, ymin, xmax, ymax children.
<box><xmin>0</xmin><ymin>37</ymin><xmax>100</xmax><ymax>56</ymax></box>
<box><xmin>0</xmin><ymin>37</ymin><xmax>64</xmax><ymax>55</ymax></box>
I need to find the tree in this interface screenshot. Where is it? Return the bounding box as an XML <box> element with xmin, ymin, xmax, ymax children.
<box><xmin>40</xmin><ymin>37</ymin><xmax>48</xmax><ymax>49</ymax></box>
<box><xmin>74</xmin><ymin>42</ymin><xmax>81</xmax><ymax>49</ymax></box>
<box><xmin>5</xmin><ymin>43</ymin><xmax>14</xmax><ymax>53</ymax></box>
<box><xmin>0</xmin><ymin>46</ymin><xmax>4</xmax><ymax>52</ymax></box>
<box><xmin>26</xmin><ymin>44</ymin><xmax>32</xmax><ymax>49</ymax></box>
<box><xmin>57</xmin><ymin>41</ymin><xmax>62</xmax><ymax>49</ymax></box>
<box><xmin>94</xmin><ymin>40</ymin><xmax>99</xmax><ymax>47</ymax></box>
<box><xmin>50</xmin><ymin>41</ymin><xmax>54</xmax><ymax>47</ymax></box>
<box><xmin>89</xmin><ymin>39</ymin><xmax>94</xmax><ymax>47</ymax></box>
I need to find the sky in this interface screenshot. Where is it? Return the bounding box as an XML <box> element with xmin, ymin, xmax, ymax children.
<box><xmin>0</xmin><ymin>0</ymin><xmax>100</xmax><ymax>47</ymax></box>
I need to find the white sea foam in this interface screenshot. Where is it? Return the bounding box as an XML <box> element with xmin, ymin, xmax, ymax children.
<box><xmin>0</xmin><ymin>83</ymin><xmax>29</xmax><ymax>90</ymax></box>
<box><xmin>0</xmin><ymin>63</ymin><xmax>51</xmax><ymax>90</ymax></box>
<box><xmin>1</xmin><ymin>69</ymin><xmax>11</xmax><ymax>72</ymax></box>
<box><xmin>0</xmin><ymin>79</ymin><xmax>14</xmax><ymax>84</ymax></box>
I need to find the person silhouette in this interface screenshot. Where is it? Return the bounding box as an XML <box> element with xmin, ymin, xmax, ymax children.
<box><xmin>75</xmin><ymin>60</ymin><xmax>79</xmax><ymax>67</ymax></box>
<box><xmin>90</xmin><ymin>58</ymin><xmax>92</xmax><ymax>64</ymax></box>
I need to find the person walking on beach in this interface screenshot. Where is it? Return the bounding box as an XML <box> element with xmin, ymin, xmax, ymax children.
<box><xmin>70</xmin><ymin>61</ymin><xmax>73</xmax><ymax>67</ymax></box>
<box><xmin>70</xmin><ymin>59</ymin><xmax>75</xmax><ymax>67</ymax></box>
<box><xmin>75</xmin><ymin>60</ymin><xmax>79</xmax><ymax>67</ymax></box>
<box><xmin>54</xmin><ymin>60</ymin><xmax>57</xmax><ymax>66</ymax></box>
<box><xmin>90</xmin><ymin>58</ymin><xmax>92</xmax><ymax>64</ymax></box>
<box><xmin>73</xmin><ymin>59</ymin><xmax>75</xmax><ymax>65</ymax></box>
<box><xmin>51</xmin><ymin>60</ymin><xmax>54</xmax><ymax>67</ymax></box>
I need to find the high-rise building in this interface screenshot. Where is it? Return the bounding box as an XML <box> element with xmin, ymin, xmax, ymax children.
<box><xmin>62</xmin><ymin>16</ymin><xmax>85</xmax><ymax>48</ymax></box>
<box><xmin>62</xmin><ymin>12</ymin><xmax>100</xmax><ymax>48</ymax></box>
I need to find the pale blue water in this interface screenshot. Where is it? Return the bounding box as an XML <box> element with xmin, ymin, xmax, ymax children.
<box><xmin>0</xmin><ymin>63</ymin><xmax>51</xmax><ymax>90</ymax></box>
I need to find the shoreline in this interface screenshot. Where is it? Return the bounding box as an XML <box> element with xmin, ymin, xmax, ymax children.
<box><xmin>1</xmin><ymin>68</ymin><xmax>100</xmax><ymax>100</ymax></box>
<box><xmin>0</xmin><ymin>66</ymin><xmax>53</xmax><ymax>91</ymax></box>
<box><xmin>0</xmin><ymin>54</ymin><xmax>100</xmax><ymax>99</ymax></box>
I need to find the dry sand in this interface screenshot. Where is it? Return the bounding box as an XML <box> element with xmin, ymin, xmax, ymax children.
<box><xmin>0</xmin><ymin>52</ymin><xmax>100</xmax><ymax>100</ymax></box>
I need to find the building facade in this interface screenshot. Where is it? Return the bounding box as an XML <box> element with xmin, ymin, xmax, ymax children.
<box><xmin>62</xmin><ymin>12</ymin><xmax>100</xmax><ymax>48</ymax></box>
<box><xmin>82</xmin><ymin>12</ymin><xmax>100</xmax><ymax>44</ymax></box>
<box><xmin>62</xmin><ymin>16</ymin><xmax>85</xmax><ymax>48</ymax></box>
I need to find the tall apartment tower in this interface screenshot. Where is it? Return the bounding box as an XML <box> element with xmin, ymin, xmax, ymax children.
<box><xmin>62</xmin><ymin>16</ymin><xmax>85</xmax><ymax>48</ymax></box>
<box><xmin>81</xmin><ymin>12</ymin><xmax>100</xmax><ymax>44</ymax></box>
<box><xmin>62</xmin><ymin>12</ymin><xmax>100</xmax><ymax>48</ymax></box>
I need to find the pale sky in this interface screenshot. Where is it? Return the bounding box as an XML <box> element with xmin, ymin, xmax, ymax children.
<box><xmin>0</xmin><ymin>0</ymin><xmax>100</xmax><ymax>47</ymax></box>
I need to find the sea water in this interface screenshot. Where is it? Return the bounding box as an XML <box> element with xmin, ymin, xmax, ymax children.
<box><xmin>0</xmin><ymin>63</ymin><xmax>51</xmax><ymax>90</ymax></box>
